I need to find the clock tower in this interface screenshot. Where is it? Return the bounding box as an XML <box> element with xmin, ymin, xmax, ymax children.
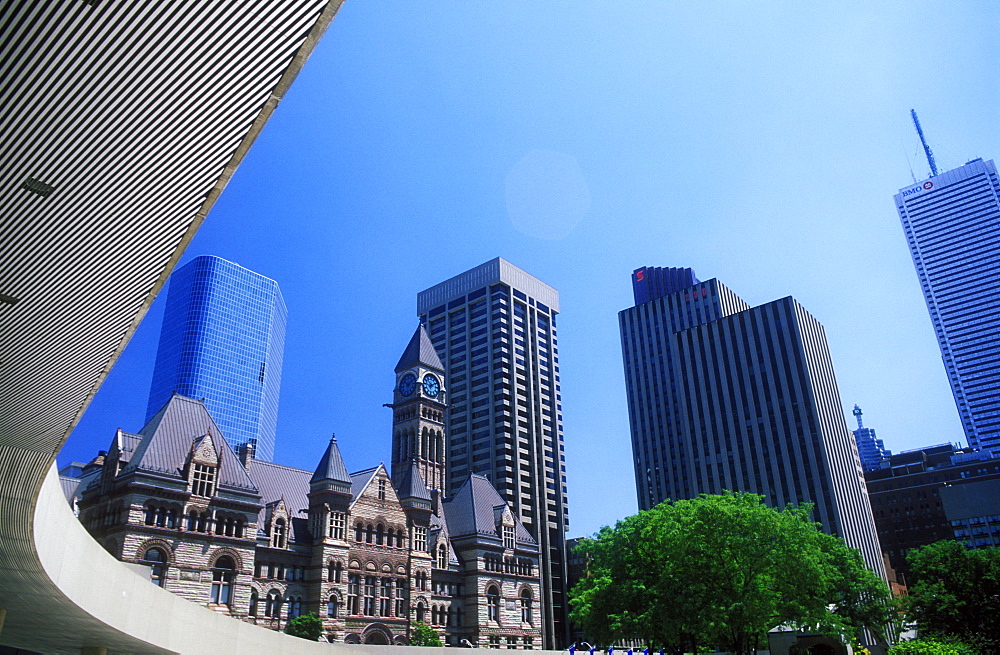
<box><xmin>390</xmin><ymin>324</ymin><xmax>448</xmax><ymax>494</ymax></box>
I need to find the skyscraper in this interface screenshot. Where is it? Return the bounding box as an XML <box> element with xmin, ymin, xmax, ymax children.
<box><xmin>417</xmin><ymin>257</ymin><xmax>569</xmax><ymax>648</ymax></box>
<box><xmin>619</xmin><ymin>268</ymin><xmax>885</xmax><ymax>575</ymax></box>
<box><xmin>851</xmin><ymin>405</ymin><xmax>890</xmax><ymax>472</ymax></box>
<box><xmin>147</xmin><ymin>255</ymin><xmax>286</xmax><ymax>461</ymax></box>
<box><xmin>895</xmin><ymin>158</ymin><xmax>1000</xmax><ymax>454</ymax></box>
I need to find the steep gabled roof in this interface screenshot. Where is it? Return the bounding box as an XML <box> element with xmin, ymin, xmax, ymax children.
<box><xmin>311</xmin><ymin>434</ymin><xmax>351</xmax><ymax>485</ymax></box>
<box><xmin>107</xmin><ymin>429</ymin><xmax>141</xmax><ymax>465</ymax></box>
<box><xmin>394</xmin><ymin>460</ymin><xmax>432</xmax><ymax>502</ymax></box>
<box><xmin>247</xmin><ymin>459</ymin><xmax>312</xmax><ymax>544</ymax></box>
<box><xmin>394</xmin><ymin>324</ymin><xmax>443</xmax><ymax>373</ymax></box>
<box><xmin>123</xmin><ymin>393</ymin><xmax>257</xmax><ymax>492</ymax></box>
<box><xmin>350</xmin><ymin>466</ymin><xmax>380</xmax><ymax>503</ymax></box>
<box><xmin>442</xmin><ymin>474</ymin><xmax>535</xmax><ymax>545</ymax></box>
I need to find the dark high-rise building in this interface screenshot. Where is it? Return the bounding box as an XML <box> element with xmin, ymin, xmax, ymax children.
<box><xmin>895</xmin><ymin>158</ymin><xmax>1000</xmax><ymax>454</ymax></box>
<box><xmin>619</xmin><ymin>268</ymin><xmax>885</xmax><ymax>575</ymax></box>
<box><xmin>147</xmin><ymin>255</ymin><xmax>286</xmax><ymax>462</ymax></box>
<box><xmin>417</xmin><ymin>258</ymin><xmax>569</xmax><ymax>648</ymax></box>
<box><xmin>865</xmin><ymin>444</ymin><xmax>1000</xmax><ymax>581</ymax></box>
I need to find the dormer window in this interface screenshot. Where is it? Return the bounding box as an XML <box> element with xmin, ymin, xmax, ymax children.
<box><xmin>437</xmin><ymin>544</ymin><xmax>448</xmax><ymax>569</ymax></box>
<box><xmin>378</xmin><ymin>479</ymin><xmax>387</xmax><ymax>500</ymax></box>
<box><xmin>272</xmin><ymin>518</ymin><xmax>287</xmax><ymax>549</ymax></box>
<box><xmin>503</xmin><ymin>525</ymin><xmax>515</xmax><ymax>550</ymax></box>
<box><xmin>191</xmin><ymin>463</ymin><xmax>215</xmax><ymax>497</ymax></box>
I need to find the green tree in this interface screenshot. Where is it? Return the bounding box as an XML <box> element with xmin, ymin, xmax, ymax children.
<box><xmin>409</xmin><ymin>620</ymin><xmax>443</xmax><ymax>646</ymax></box>
<box><xmin>906</xmin><ymin>540</ymin><xmax>1000</xmax><ymax>653</ymax></box>
<box><xmin>284</xmin><ymin>611</ymin><xmax>323</xmax><ymax>640</ymax></box>
<box><xmin>569</xmin><ymin>492</ymin><xmax>897</xmax><ymax>655</ymax></box>
<box><xmin>889</xmin><ymin>638</ymin><xmax>976</xmax><ymax>655</ymax></box>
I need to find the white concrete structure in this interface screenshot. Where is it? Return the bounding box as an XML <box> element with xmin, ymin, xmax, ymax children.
<box><xmin>0</xmin><ymin>1</ymin><xmax>344</xmax><ymax>651</ymax></box>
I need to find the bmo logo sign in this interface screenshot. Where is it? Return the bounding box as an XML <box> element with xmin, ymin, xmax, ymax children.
<box><xmin>902</xmin><ymin>180</ymin><xmax>934</xmax><ymax>198</ymax></box>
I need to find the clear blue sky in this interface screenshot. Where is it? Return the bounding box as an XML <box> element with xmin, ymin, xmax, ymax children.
<box><xmin>61</xmin><ymin>2</ymin><xmax>1000</xmax><ymax>539</ymax></box>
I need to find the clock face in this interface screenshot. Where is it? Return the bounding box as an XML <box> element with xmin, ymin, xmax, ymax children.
<box><xmin>422</xmin><ymin>374</ymin><xmax>440</xmax><ymax>398</ymax></box>
<box><xmin>398</xmin><ymin>373</ymin><xmax>417</xmax><ymax>397</ymax></box>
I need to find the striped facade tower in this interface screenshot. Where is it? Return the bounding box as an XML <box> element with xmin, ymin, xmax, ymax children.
<box><xmin>619</xmin><ymin>268</ymin><xmax>885</xmax><ymax>577</ymax></box>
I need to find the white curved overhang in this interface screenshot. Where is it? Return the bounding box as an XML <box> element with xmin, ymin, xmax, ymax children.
<box><xmin>0</xmin><ymin>1</ymin><xmax>345</xmax><ymax>651</ymax></box>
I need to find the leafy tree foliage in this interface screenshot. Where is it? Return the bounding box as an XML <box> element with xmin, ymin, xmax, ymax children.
<box><xmin>284</xmin><ymin>611</ymin><xmax>323</xmax><ymax>640</ymax></box>
<box><xmin>409</xmin><ymin>620</ymin><xmax>443</xmax><ymax>647</ymax></box>
<box><xmin>906</xmin><ymin>540</ymin><xmax>1000</xmax><ymax>653</ymax></box>
<box><xmin>889</xmin><ymin>638</ymin><xmax>976</xmax><ymax>655</ymax></box>
<box><xmin>569</xmin><ymin>492</ymin><xmax>897</xmax><ymax>655</ymax></box>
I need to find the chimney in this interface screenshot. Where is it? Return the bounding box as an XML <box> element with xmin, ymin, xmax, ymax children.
<box><xmin>239</xmin><ymin>442</ymin><xmax>255</xmax><ymax>470</ymax></box>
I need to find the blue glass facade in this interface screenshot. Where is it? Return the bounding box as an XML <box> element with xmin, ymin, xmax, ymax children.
<box><xmin>896</xmin><ymin>159</ymin><xmax>1000</xmax><ymax>454</ymax></box>
<box><xmin>146</xmin><ymin>256</ymin><xmax>286</xmax><ymax>461</ymax></box>
<box><xmin>851</xmin><ymin>406</ymin><xmax>890</xmax><ymax>472</ymax></box>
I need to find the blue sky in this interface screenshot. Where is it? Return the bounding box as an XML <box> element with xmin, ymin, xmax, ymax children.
<box><xmin>61</xmin><ymin>2</ymin><xmax>1000</xmax><ymax>538</ymax></box>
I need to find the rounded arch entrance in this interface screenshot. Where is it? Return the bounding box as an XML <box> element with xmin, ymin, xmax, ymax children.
<box><xmin>361</xmin><ymin>623</ymin><xmax>394</xmax><ymax>645</ymax></box>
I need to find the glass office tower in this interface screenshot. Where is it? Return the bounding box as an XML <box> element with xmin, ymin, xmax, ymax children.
<box><xmin>619</xmin><ymin>269</ymin><xmax>886</xmax><ymax>577</ymax></box>
<box><xmin>418</xmin><ymin>257</ymin><xmax>569</xmax><ymax>649</ymax></box>
<box><xmin>895</xmin><ymin>158</ymin><xmax>1000</xmax><ymax>455</ymax></box>
<box><xmin>146</xmin><ymin>255</ymin><xmax>286</xmax><ymax>462</ymax></box>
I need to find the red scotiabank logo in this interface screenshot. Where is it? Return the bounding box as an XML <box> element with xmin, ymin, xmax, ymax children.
<box><xmin>635</xmin><ymin>270</ymin><xmax>645</xmax><ymax>282</ymax></box>
<box><xmin>923</xmin><ymin>181</ymin><xmax>934</xmax><ymax>189</ymax></box>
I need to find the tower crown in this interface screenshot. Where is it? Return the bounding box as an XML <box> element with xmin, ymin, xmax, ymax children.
<box><xmin>311</xmin><ymin>433</ymin><xmax>352</xmax><ymax>494</ymax></box>
<box><xmin>395</xmin><ymin>323</ymin><xmax>443</xmax><ymax>373</ymax></box>
<box><xmin>391</xmin><ymin>325</ymin><xmax>447</xmax><ymax>494</ymax></box>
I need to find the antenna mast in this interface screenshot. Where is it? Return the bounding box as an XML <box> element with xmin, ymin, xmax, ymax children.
<box><xmin>910</xmin><ymin>109</ymin><xmax>939</xmax><ymax>177</ymax></box>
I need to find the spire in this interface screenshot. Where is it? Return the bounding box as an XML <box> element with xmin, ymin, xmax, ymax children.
<box><xmin>311</xmin><ymin>433</ymin><xmax>351</xmax><ymax>485</ymax></box>
<box><xmin>394</xmin><ymin>459</ymin><xmax>432</xmax><ymax>504</ymax></box>
<box><xmin>853</xmin><ymin>404</ymin><xmax>864</xmax><ymax>430</ymax></box>
<box><xmin>395</xmin><ymin>324</ymin><xmax>443</xmax><ymax>373</ymax></box>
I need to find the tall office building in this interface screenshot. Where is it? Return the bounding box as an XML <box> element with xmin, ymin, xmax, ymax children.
<box><xmin>147</xmin><ymin>255</ymin><xmax>286</xmax><ymax>462</ymax></box>
<box><xmin>851</xmin><ymin>405</ymin><xmax>891</xmax><ymax>472</ymax></box>
<box><xmin>895</xmin><ymin>158</ymin><xmax>1000</xmax><ymax>454</ymax></box>
<box><xmin>620</xmin><ymin>267</ymin><xmax>885</xmax><ymax>575</ymax></box>
<box><xmin>417</xmin><ymin>258</ymin><xmax>569</xmax><ymax>649</ymax></box>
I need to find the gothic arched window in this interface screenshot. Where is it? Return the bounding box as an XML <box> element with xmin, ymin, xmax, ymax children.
<box><xmin>210</xmin><ymin>556</ymin><xmax>235</xmax><ymax>605</ymax></box>
<box><xmin>520</xmin><ymin>588</ymin><xmax>533</xmax><ymax>624</ymax></box>
<box><xmin>487</xmin><ymin>585</ymin><xmax>500</xmax><ymax>622</ymax></box>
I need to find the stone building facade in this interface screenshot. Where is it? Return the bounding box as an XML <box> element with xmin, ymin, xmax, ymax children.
<box><xmin>74</xmin><ymin>326</ymin><xmax>542</xmax><ymax>646</ymax></box>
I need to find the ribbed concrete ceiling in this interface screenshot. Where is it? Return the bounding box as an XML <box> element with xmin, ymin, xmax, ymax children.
<box><xmin>0</xmin><ymin>1</ymin><xmax>342</xmax><ymax>651</ymax></box>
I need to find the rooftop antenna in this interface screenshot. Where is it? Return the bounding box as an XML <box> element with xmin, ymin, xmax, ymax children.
<box><xmin>910</xmin><ymin>109</ymin><xmax>939</xmax><ymax>177</ymax></box>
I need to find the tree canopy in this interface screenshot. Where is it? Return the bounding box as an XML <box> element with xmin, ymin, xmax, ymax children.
<box><xmin>905</xmin><ymin>540</ymin><xmax>1000</xmax><ymax>653</ymax></box>
<box><xmin>569</xmin><ymin>492</ymin><xmax>897</xmax><ymax>655</ymax></box>
<box><xmin>409</xmin><ymin>620</ymin><xmax>443</xmax><ymax>647</ymax></box>
<box><xmin>284</xmin><ymin>611</ymin><xmax>323</xmax><ymax>640</ymax></box>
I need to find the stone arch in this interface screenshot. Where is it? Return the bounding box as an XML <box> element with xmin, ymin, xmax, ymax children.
<box><xmin>361</xmin><ymin>622</ymin><xmax>393</xmax><ymax>645</ymax></box>
<box><xmin>208</xmin><ymin>547</ymin><xmax>244</xmax><ymax>573</ymax></box>
<box><xmin>365</xmin><ymin>560</ymin><xmax>377</xmax><ymax>572</ymax></box>
<box><xmin>136</xmin><ymin>538</ymin><xmax>174</xmax><ymax>562</ymax></box>
<box><xmin>343</xmin><ymin>633</ymin><xmax>362</xmax><ymax>644</ymax></box>
<box><xmin>349</xmin><ymin>559</ymin><xmax>361</xmax><ymax>569</ymax></box>
<box><xmin>393</xmin><ymin>634</ymin><xmax>409</xmax><ymax>646</ymax></box>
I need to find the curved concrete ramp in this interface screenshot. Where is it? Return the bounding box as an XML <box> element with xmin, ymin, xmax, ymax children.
<box><xmin>0</xmin><ymin>1</ymin><xmax>344</xmax><ymax>651</ymax></box>
<box><xmin>18</xmin><ymin>463</ymin><xmax>339</xmax><ymax>654</ymax></box>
